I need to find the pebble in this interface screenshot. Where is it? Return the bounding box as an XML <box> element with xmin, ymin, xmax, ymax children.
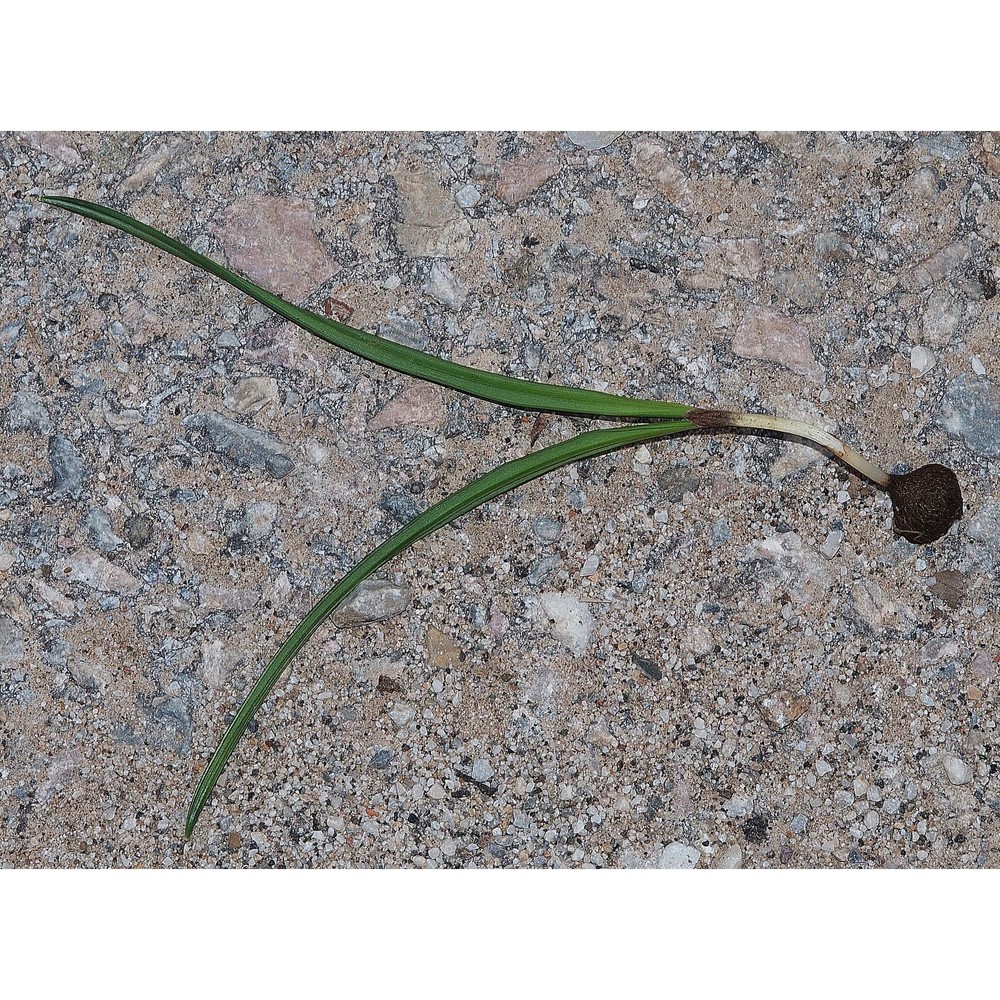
<box><xmin>184</xmin><ymin>411</ymin><xmax>296</xmax><ymax>479</ymax></box>
<box><xmin>900</xmin><ymin>241</ymin><xmax>970</xmax><ymax>293</ymax></box>
<box><xmin>124</xmin><ymin>513</ymin><xmax>155</xmax><ymax>550</ymax></box>
<box><xmin>711</xmin><ymin>844</ymin><xmax>743</xmax><ymax>869</ymax></box>
<box><xmin>731</xmin><ymin>307</ymin><xmax>824</xmax><ymax>381</ymax></box>
<box><xmin>942</xmin><ymin>754</ymin><xmax>973</xmax><ymax>786</ymax></box>
<box><xmin>218</xmin><ymin>196</ymin><xmax>336</xmax><ymax>300</ymax></box>
<box><xmin>369</xmin><ymin>383</ymin><xmax>445</xmax><ymax>431</ymax></box>
<box><xmin>333</xmin><ymin>579</ymin><xmax>412</xmax><ymax>627</ymax></box>
<box><xmin>388</xmin><ymin>704</ymin><xmax>415</xmax><ymax>727</ymax></box>
<box><xmin>454</xmin><ymin>183</ymin><xmax>482</xmax><ymax>209</ymax></box>
<box><xmin>224</xmin><ymin>376</ymin><xmax>279</xmax><ymax>416</ymax></box>
<box><xmin>377</xmin><ymin>313</ymin><xmax>430</xmax><ymax>350</ymax></box>
<box><xmin>471</xmin><ymin>758</ymin><xmax>495</xmax><ymax>783</ymax></box>
<box><xmin>816</xmin><ymin>759</ymin><xmax>834</xmax><ymax>777</ymax></box>
<box><xmin>497</xmin><ymin>149</ymin><xmax>562</xmax><ymax>206</ymax></box>
<box><xmin>820</xmin><ymin>529</ymin><xmax>844</xmax><ymax>559</ymax></box>
<box><xmin>48</xmin><ymin>435</ymin><xmax>85</xmax><ymax>499</ymax></box>
<box><xmin>4</xmin><ymin>390</ymin><xmax>52</xmax><ymax>434</ymax></box>
<box><xmin>423</xmin><ymin>261</ymin><xmax>466</xmax><ymax>310</ymax></box>
<box><xmin>756</xmin><ymin>689</ymin><xmax>810</xmax><ymax>730</ymax></box>
<box><xmin>529</xmin><ymin>592</ymin><xmax>594</xmax><ymax>655</ymax></box>
<box><xmin>52</xmin><ymin>547</ymin><xmax>141</xmax><ymax>595</ymax></box>
<box><xmin>394</xmin><ymin>166</ymin><xmax>472</xmax><ymax>257</ymax></box>
<box><xmin>970</xmin><ymin>355</ymin><xmax>987</xmax><ymax>375</ymax></box>
<box><xmin>84</xmin><ymin>509</ymin><xmax>123</xmax><ymax>552</ymax></box>
<box><xmin>566</xmin><ymin>131</ymin><xmax>623</xmax><ymax>151</ymax></box>
<box><xmin>527</xmin><ymin>554</ymin><xmax>562</xmax><ymax>586</ymax></box>
<box><xmin>658</xmin><ymin>842</ymin><xmax>700</xmax><ymax>869</ymax></box>
<box><xmin>909</xmin><ymin>344</ymin><xmax>936</xmax><ymax>376</ymax></box>
<box><xmin>939</xmin><ymin>374</ymin><xmax>1000</xmax><ymax>456</ymax></box>
<box><xmin>530</xmin><ymin>517</ymin><xmax>563</xmax><ymax>542</ymax></box>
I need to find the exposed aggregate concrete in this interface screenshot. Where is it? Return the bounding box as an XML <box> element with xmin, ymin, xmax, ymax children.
<box><xmin>1</xmin><ymin>131</ymin><xmax>998</xmax><ymax>868</ymax></box>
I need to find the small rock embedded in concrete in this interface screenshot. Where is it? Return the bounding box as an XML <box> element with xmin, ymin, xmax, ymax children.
<box><xmin>377</xmin><ymin>313</ymin><xmax>429</xmax><ymax>350</ymax></box>
<box><xmin>757</xmin><ymin>689</ymin><xmax>810</xmax><ymax>730</ymax></box>
<box><xmin>455</xmin><ymin>183</ymin><xmax>482</xmax><ymax>209</ymax></box>
<box><xmin>369</xmin><ymin>383</ymin><xmax>445</xmax><ymax>431</ymax></box>
<box><xmin>910</xmin><ymin>344</ymin><xmax>936</xmax><ymax>376</ymax></box>
<box><xmin>816</xmin><ymin>758</ymin><xmax>834</xmax><ymax>777</ymax></box>
<box><xmin>732</xmin><ymin>306</ymin><xmax>824</xmax><ymax>381</ymax></box>
<box><xmin>497</xmin><ymin>149</ymin><xmax>562</xmax><ymax>206</ymax></box>
<box><xmin>901</xmin><ymin>241</ymin><xmax>970</xmax><ymax>293</ymax></box>
<box><xmin>530</xmin><ymin>517</ymin><xmax>563</xmax><ymax>541</ymax></box>
<box><xmin>820</xmin><ymin>530</ymin><xmax>844</xmax><ymax>559</ymax></box>
<box><xmin>184</xmin><ymin>411</ymin><xmax>296</xmax><ymax>479</ymax></box>
<box><xmin>423</xmin><ymin>261</ymin><xmax>466</xmax><ymax>311</ymax></box>
<box><xmin>217</xmin><ymin>195</ymin><xmax>336</xmax><ymax>300</ymax></box>
<box><xmin>378</xmin><ymin>490</ymin><xmax>424</xmax><ymax>526</ymax></box>
<box><xmin>712</xmin><ymin>844</ymin><xmax>744</xmax><ymax>869</ymax></box>
<box><xmin>48</xmin><ymin>435</ymin><xmax>85</xmax><ymax>499</ymax></box>
<box><xmin>224</xmin><ymin>376</ymin><xmax>280</xmax><ymax>416</ymax></box>
<box><xmin>85</xmin><ymin>508</ymin><xmax>123</xmax><ymax>552</ymax></box>
<box><xmin>389</xmin><ymin>703</ymin><xmax>415</xmax><ymax>727</ymax></box>
<box><xmin>394</xmin><ymin>167</ymin><xmax>472</xmax><ymax>258</ymax></box>
<box><xmin>53</xmin><ymin>548</ymin><xmax>141</xmax><ymax>595</ymax></box>
<box><xmin>658</xmin><ymin>842</ymin><xmax>700</xmax><ymax>868</ymax></box>
<box><xmin>942</xmin><ymin>754</ymin><xmax>973</xmax><ymax>786</ymax></box>
<box><xmin>566</xmin><ymin>131</ymin><xmax>624</xmax><ymax>151</ymax></box>
<box><xmin>124</xmin><ymin>513</ymin><xmax>155</xmax><ymax>550</ymax></box>
<box><xmin>4</xmin><ymin>390</ymin><xmax>52</xmax><ymax>434</ymax></box>
<box><xmin>529</xmin><ymin>592</ymin><xmax>594</xmax><ymax>655</ymax></box>
<box><xmin>471</xmin><ymin>758</ymin><xmax>495</xmax><ymax>783</ymax></box>
<box><xmin>939</xmin><ymin>374</ymin><xmax>1000</xmax><ymax>457</ymax></box>
<box><xmin>334</xmin><ymin>579</ymin><xmax>412</xmax><ymax>627</ymax></box>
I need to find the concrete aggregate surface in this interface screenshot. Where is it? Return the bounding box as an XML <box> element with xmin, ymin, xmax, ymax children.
<box><xmin>1</xmin><ymin>131</ymin><xmax>998</xmax><ymax>867</ymax></box>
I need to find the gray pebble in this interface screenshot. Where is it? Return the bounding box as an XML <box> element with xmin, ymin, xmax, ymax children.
<box><xmin>657</xmin><ymin>470</ymin><xmax>702</xmax><ymax>502</ymax></box>
<box><xmin>471</xmin><ymin>758</ymin><xmax>495</xmax><ymax>783</ymax></box>
<box><xmin>369</xmin><ymin>747</ymin><xmax>393</xmax><ymax>769</ymax></box>
<box><xmin>454</xmin><ymin>183</ymin><xmax>481</xmax><ymax>209</ymax></box>
<box><xmin>377</xmin><ymin>313</ymin><xmax>429</xmax><ymax>350</ymax></box>
<box><xmin>184</xmin><ymin>411</ymin><xmax>296</xmax><ymax>479</ymax></box>
<box><xmin>48</xmin><ymin>435</ymin><xmax>85</xmax><ymax>499</ymax></box>
<box><xmin>530</xmin><ymin>517</ymin><xmax>563</xmax><ymax>542</ymax></box>
<box><xmin>379</xmin><ymin>490</ymin><xmax>424</xmax><ymax>526</ymax></box>
<box><xmin>84</xmin><ymin>509</ymin><xmax>123</xmax><ymax>552</ymax></box>
<box><xmin>820</xmin><ymin>529</ymin><xmax>844</xmax><ymax>559</ymax></box>
<box><xmin>527</xmin><ymin>554</ymin><xmax>562</xmax><ymax>585</ymax></box>
<box><xmin>566</xmin><ymin>131</ymin><xmax>623</xmax><ymax>151</ymax></box>
<box><xmin>939</xmin><ymin>374</ymin><xmax>1000</xmax><ymax>456</ymax></box>
<box><xmin>4</xmin><ymin>390</ymin><xmax>52</xmax><ymax>434</ymax></box>
<box><xmin>334</xmin><ymin>579</ymin><xmax>411</xmax><ymax>627</ymax></box>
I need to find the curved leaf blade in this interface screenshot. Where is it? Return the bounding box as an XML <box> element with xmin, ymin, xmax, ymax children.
<box><xmin>40</xmin><ymin>196</ymin><xmax>692</xmax><ymax>422</ymax></box>
<box><xmin>184</xmin><ymin>418</ymin><xmax>694</xmax><ymax>838</ymax></box>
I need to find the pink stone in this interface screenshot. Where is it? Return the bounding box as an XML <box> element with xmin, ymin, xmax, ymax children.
<box><xmin>732</xmin><ymin>307</ymin><xmax>824</xmax><ymax>382</ymax></box>
<box><xmin>216</xmin><ymin>196</ymin><xmax>336</xmax><ymax>301</ymax></box>
<box><xmin>497</xmin><ymin>148</ymin><xmax>562</xmax><ymax>206</ymax></box>
<box><xmin>369</xmin><ymin>383</ymin><xmax>445</xmax><ymax>431</ymax></box>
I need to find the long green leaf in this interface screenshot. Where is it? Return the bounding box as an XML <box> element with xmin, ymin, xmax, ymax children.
<box><xmin>40</xmin><ymin>196</ymin><xmax>692</xmax><ymax>422</ymax></box>
<box><xmin>184</xmin><ymin>418</ymin><xmax>694</xmax><ymax>838</ymax></box>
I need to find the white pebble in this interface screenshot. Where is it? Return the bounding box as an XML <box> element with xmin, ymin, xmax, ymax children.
<box><xmin>816</xmin><ymin>759</ymin><xmax>834</xmax><ymax>777</ymax></box>
<box><xmin>943</xmin><ymin>754</ymin><xmax>973</xmax><ymax>786</ymax></box>
<box><xmin>970</xmin><ymin>355</ymin><xmax>987</xmax><ymax>375</ymax></box>
<box><xmin>910</xmin><ymin>345</ymin><xmax>936</xmax><ymax>376</ymax></box>
<box><xmin>658</xmin><ymin>842</ymin><xmax>700</xmax><ymax>869</ymax></box>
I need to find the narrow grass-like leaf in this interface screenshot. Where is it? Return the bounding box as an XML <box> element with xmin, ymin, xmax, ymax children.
<box><xmin>40</xmin><ymin>197</ymin><xmax>692</xmax><ymax>422</ymax></box>
<box><xmin>184</xmin><ymin>418</ymin><xmax>694</xmax><ymax>838</ymax></box>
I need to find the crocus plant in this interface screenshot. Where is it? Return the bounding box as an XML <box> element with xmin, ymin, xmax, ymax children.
<box><xmin>40</xmin><ymin>197</ymin><xmax>963</xmax><ymax>839</ymax></box>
